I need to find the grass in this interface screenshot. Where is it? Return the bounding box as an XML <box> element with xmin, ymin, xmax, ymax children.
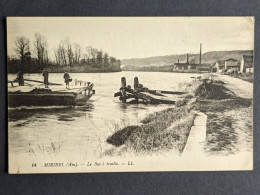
<box><xmin>106</xmin><ymin>77</ymin><xmax>253</xmax><ymax>156</ymax></box>
<box><xmin>36</xmin><ymin>140</ymin><xmax>63</xmax><ymax>155</ymax></box>
<box><xmin>106</xmin><ymin>105</ymin><xmax>195</xmax><ymax>155</ymax></box>
<box><xmin>192</xmin><ymin>80</ymin><xmax>253</xmax><ymax>155</ymax></box>
<box><xmin>175</xmin><ymin>94</ymin><xmax>194</xmax><ymax>107</ymax></box>
<box><xmin>106</xmin><ymin>126</ymin><xmax>138</xmax><ymax>147</ymax></box>
<box><xmin>194</xmin><ymin>98</ymin><xmax>253</xmax><ymax>155</ymax></box>
<box><xmin>126</xmin><ymin>107</ymin><xmax>195</xmax><ymax>154</ymax></box>
<box><xmin>228</xmin><ymin>72</ymin><xmax>253</xmax><ymax>83</ymax></box>
<box><xmin>194</xmin><ymin>80</ymin><xmax>236</xmax><ymax>99</ymax></box>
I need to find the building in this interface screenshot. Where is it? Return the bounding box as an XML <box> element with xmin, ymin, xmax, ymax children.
<box><xmin>173</xmin><ymin>62</ymin><xmax>188</xmax><ymax>70</ymax></box>
<box><xmin>188</xmin><ymin>64</ymin><xmax>197</xmax><ymax>70</ymax></box>
<box><xmin>240</xmin><ymin>55</ymin><xmax>254</xmax><ymax>73</ymax></box>
<box><xmin>173</xmin><ymin>44</ymin><xmax>202</xmax><ymax>71</ymax></box>
<box><xmin>224</xmin><ymin>58</ymin><xmax>239</xmax><ymax>70</ymax></box>
<box><xmin>215</xmin><ymin>60</ymin><xmax>225</xmax><ymax>72</ymax></box>
<box><xmin>173</xmin><ymin>53</ymin><xmax>189</xmax><ymax>70</ymax></box>
<box><xmin>197</xmin><ymin>64</ymin><xmax>211</xmax><ymax>72</ymax></box>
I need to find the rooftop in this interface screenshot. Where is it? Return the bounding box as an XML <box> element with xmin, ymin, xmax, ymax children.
<box><xmin>225</xmin><ymin>58</ymin><xmax>238</xmax><ymax>62</ymax></box>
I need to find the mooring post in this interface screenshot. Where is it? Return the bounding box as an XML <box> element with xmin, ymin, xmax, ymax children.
<box><xmin>134</xmin><ymin>77</ymin><xmax>139</xmax><ymax>89</ymax></box>
<box><xmin>134</xmin><ymin>77</ymin><xmax>139</xmax><ymax>101</ymax></box>
<box><xmin>121</xmin><ymin>77</ymin><xmax>126</xmax><ymax>103</ymax></box>
<box><xmin>87</xmin><ymin>82</ymin><xmax>91</xmax><ymax>96</ymax></box>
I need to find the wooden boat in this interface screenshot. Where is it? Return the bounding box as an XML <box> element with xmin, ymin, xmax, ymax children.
<box><xmin>8</xmin><ymin>79</ymin><xmax>95</xmax><ymax>107</ymax></box>
<box><xmin>8</xmin><ymin>87</ymin><xmax>95</xmax><ymax>107</ymax></box>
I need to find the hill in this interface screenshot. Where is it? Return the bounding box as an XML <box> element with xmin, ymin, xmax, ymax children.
<box><xmin>121</xmin><ymin>50</ymin><xmax>253</xmax><ymax>71</ymax></box>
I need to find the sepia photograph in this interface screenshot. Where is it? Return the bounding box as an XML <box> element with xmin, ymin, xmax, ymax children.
<box><xmin>7</xmin><ymin>17</ymin><xmax>254</xmax><ymax>173</ymax></box>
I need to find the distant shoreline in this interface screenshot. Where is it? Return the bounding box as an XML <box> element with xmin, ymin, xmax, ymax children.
<box><xmin>8</xmin><ymin>70</ymin><xmax>122</xmax><ymax>74</ymax></box>
<box><xmin>122</xmin><ymin>69</ymin><xmax>202</xmax><ymax>74</ymax></box>
<box><xmin>8</xmin><ymin>66</ymin><xmax>122</xmax><ymax>74</ymax></box>
<box><xmin>47</xmin><ymin>70</ymin><xmax>122</xmax><ymax>74</ymax></box>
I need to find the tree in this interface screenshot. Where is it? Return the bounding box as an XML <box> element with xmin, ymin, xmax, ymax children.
<box><xmin>59</xmin><ymin>41</ymin><xmax>67</xmax><ymax>66</ymax></box>
<box><xmin>64</xmin><ymin>38</ymin><xmax>73</xmax><ymax>66</ymax></box>
<box><xmin>15</xmin><ymin>36</ymin><xmax>30</xmax><ymax>62</ymax></box>
<box><xmin>34</xmin><ymin>33</ymin><xmax>48</xmax><ymax>67</ymax></box>
<box><xmin>104</xmin><ymin>53</ymin><xmax>109</xmax><ymax>65</ymax></box>
<box><xmin>85</xmin><ymin>46</ymin><xmax>92</xmax><ymax>65</ymax></box>
<box><xmin>90</xmin><ymin>47</ymin><xmax>98</xmax><ymax>66</ymax></box>
<box><xmin>73</xmin><ymin>43</ymin><xmax>81</xmax><ymax>65</ymax></box>
<box><xmin>96</xmin><ymin>50</ymin><xmax>103</xmax><ymax>67</ymax></box>
<box><xmin>54</xmin><ymin>41</ymin><xmax>67</xmax><ymax>66</ymax></box>
<box><xmin>54</xmin><ymin>49</ymin><xmax>59</xmax><ymax>66</ymax></box>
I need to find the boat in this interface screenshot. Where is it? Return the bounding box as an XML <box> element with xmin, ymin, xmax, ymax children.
<box><xmin>8</xmin><ymin>79</ymin><xmax>95</xmax><ymax>107</ymax></box>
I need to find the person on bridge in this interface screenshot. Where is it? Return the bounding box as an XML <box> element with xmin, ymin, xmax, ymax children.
<box><xmin>42</xmin><ymin>68</ymin><xmax>49</xmax><ymax>88</ymax></box>
<box><xmin>16</xmin><ymin>71</ymin><xmax>24</xmax><ymax>86</ymax></box>
<box><xmin>63</xmin><ymin>71</ymin><xmax>70</xmax><ymax>88</ymax></box>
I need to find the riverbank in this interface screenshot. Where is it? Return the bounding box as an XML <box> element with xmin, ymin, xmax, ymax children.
<box><xmin>106</xmin><ymin>103</ymin><xmax>196</xmax><ymax>155</ymax></box>
<box><xmin>105</xmin><ymin>74</ymin><xmax>253</xmax><ymax>156</ymax></box>
<box><xmin>123</xmin><ymin>66</ymin><xmax>201</xmax><ymax>73</ymax></box>
<box><xmin>48</xmin><ymin>65</ymin><xmax>122</xmax><ymax>73</ymax></box>
<box><xmin>224</xmin><ymin>72</ymin><xmax>253</xmax><ymax>83</ymax></box>
<box><xmin>202</xmin><ymin>74</ymin><xmax>253</xmax><ymax>155</ymax></box>
<box><xmin>8</xmin><ymin>64</ymin><xmax>122</xmax><ymax>74</ymax></box>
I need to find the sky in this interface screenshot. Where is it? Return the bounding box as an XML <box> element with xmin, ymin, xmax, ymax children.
<box><xmin>7</xmin><ymin>17</ymin><xmax>254</xmax><ymax>60</ymax></box>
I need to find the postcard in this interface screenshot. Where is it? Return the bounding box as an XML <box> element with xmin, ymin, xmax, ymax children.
<box><xmin>7</xmin><ymin>17</ymin><xmax>254</xmax><ymax>173</ymax></box>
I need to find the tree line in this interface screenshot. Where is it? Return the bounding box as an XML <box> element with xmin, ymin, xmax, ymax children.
<box><xmin>8</xmin><ymin>33</ymin><xmax>121</xmax><ymax>73</ymax></box>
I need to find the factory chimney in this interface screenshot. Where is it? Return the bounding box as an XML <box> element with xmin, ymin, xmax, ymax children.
<box><xmin>187</xmin><ymin>53</ymin><xmax>189</xmax><ymax>65</ymax></box>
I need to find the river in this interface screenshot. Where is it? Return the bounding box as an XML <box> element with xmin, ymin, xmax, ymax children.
<box><xmin>8</xmin><ymin>71</ymin><xmax>200</xmax><ymax>160</ymax></box>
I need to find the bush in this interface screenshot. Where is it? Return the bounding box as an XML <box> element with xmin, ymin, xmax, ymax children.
<box><xmin>175</xmin><ymin>94</ymin><xmax>193</xmax><ymax>107</ymax></box>
<box><xmin>195</xmin><ymin>80</ymin><xmax>236</xmax><ymax>99</ymax></box>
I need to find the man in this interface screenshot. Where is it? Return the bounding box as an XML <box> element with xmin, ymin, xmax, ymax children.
<box><xmin>42</xmin><ymin>68</ymin><xmax>49</xmax><ymax>88</ymax></box>
<box><xmin>63</xmin><ymin>71</ymin><xmax>70</xmax><ymax>88</ymax></box>
<box><xmin>17</xmin><ymin>71</ymin><xmax>24</xmax><ymax>86</ymax></box>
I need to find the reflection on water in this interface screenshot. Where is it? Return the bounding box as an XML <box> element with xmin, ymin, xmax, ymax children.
<box><xmin>9</xmin><ymin>103</ymin><xmax>94</xmax><ymax>123</ymax></box>
<box><xmin>8</xmin><ymin>71</ymin><xmax>199</xmax><ymax>157</ymax></box>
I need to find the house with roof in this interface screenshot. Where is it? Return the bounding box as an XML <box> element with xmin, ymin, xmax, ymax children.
<box><xmin>215</xmin><ymin>60</ymin><xmax>225</xmax><ymax>72</ymax></box>
<box><xmin>224</xmin><ymin>58</ymin><xmax>239</xmax><ymax>70</ymax></box>
<box><xmin>240</xmin><ymin>55</ymin><xmax>254</xmax><ymax>73</ymax></box>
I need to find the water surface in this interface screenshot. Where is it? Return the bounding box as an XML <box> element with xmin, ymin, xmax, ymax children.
<box><xmin>8</xmin><ymin>71</ymin><xmax>199</xmax><ymax>158</ymax></box>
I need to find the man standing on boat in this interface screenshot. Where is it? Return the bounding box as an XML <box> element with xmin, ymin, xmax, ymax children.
<box><xmin>64</xmin><ymin>71</ymin><xmax>70</xmax><ymax>88</ymax></box>
<box><xmin>16</xmin><ymin>71</ymin><xmax>24</xmax><ymax>86</ymax></box>
<box><xmin>42</xmin><ymin>68</ymin><xmax>49</xmax><ymax>88</ymax></box>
